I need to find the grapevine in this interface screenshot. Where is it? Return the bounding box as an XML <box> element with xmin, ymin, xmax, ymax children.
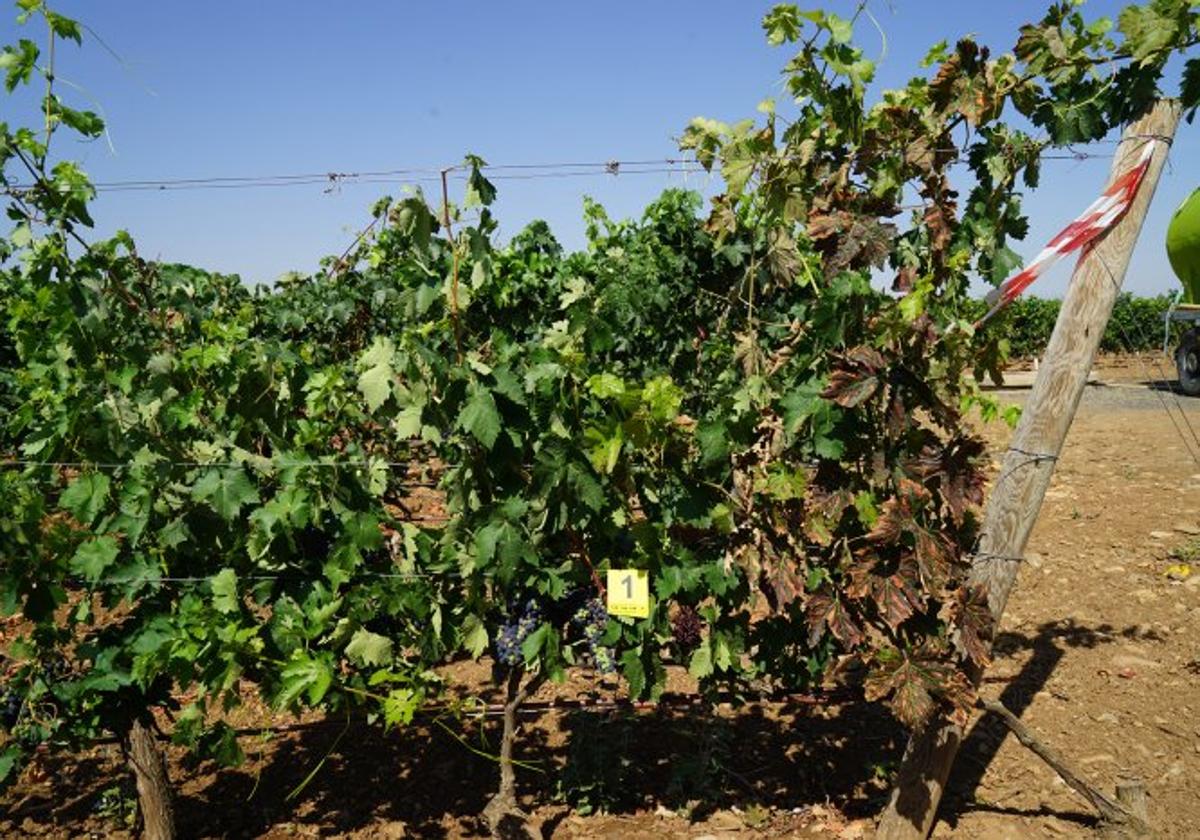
<box><xmin>0</xmin><ymin>2</ymin><xmax>1198</xmax><ymax>838</ymax></box>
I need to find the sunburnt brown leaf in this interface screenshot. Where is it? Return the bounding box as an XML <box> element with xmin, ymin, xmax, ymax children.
<box><xmin>942</xmin><ymin>584</ymin><xmax>994</xmax><ymax>666</ymax></box>
<box><xmin>872</xmin><ymin>572</ymin><xmax>925</xmax><ymax>630</ymax></box>
<box><xmin>807</xmin><ymin>210</ymin><xmax>852</xmax><ymax>242</ymax></box>
<box><xmin>864</xmin><ymin>645</ymin><xmax>976</xmax><ymax>728</ymax></box>
<box><xmin>914</xmin><ymin>527</ymin><xmax>954</xmax><ymax>592</ymax></box>
<box><xmin>845</xmin><ymin>345</ymin><xmax>886</xmax><ymax>371</ymax></box>
<box><xmin>762</xmin><ymin>553</ymin><xmax>805</xmax><ymax>611</ymax></box>
<box><xmin>928</xmin><ymin>53</ymin><xmax>964</xmax><ymax>113</ymax></box>
<box><xmin>803</xmin><ymin>486</ymin><xmax>853</xmax><ymax>546</ymax></box>
<box><xmin>923</xmin><ymin>202</ymin><xmax>956</xmax><ymax>254</ymax></box>
<box><xmin>893</xmin><ymin>265</ymin><xmax>917</xmax><ymax>293</ymax></box>
<box><xmin>866</xmin><ymin>478</ymin><xmax>931</xmax><ymax>546</ymax></box>
<box><xmin>905</xmin><ymin>435</ymin><xmax>987</xmax><ymax>526</ymax></box>
<box><xmin>846</xmin><ymin>553</ymin><xmax>926</xmax><ymax>630</ymax></box>
<box><xmin>831</xmin><ymin>217</ymin><xmax>897</xmax><ymax>274</ymax></box>
<box><xmin>766</xmin><ymin>226</ymin><xmax>802</xmax><ymax>284</ymax></box>
<box><xmin>822</xmin><ymin>368</ymin><xmax>880</xmax><ymax>408</ymax></box>
<box><xmin>822</xmin><ymin>346</ymin><xmax>888</xmax><ymax>408</ymax></box>
<box><xmin>805</xmin><ymin>587</ymin><xmax>864</xmax><ymax>649</ymax></box>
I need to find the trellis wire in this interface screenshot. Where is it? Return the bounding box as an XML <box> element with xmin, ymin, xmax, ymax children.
<box><xmin>0</xmin><ymin>142</ymin><xmax>1120</xmax><ymax>196</ymax></box>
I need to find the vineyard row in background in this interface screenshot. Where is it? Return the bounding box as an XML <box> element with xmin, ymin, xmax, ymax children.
<box><xmin>971</xmin><ymin>292</ymin><xmax>1184</xmax><ymax>358</ymax></box>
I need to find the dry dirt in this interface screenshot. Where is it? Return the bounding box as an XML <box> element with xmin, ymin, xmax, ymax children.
<box><xmin>2</xmin><ymin>355</ymin><xmax>1199</xmax><ymax>839</ymax></box>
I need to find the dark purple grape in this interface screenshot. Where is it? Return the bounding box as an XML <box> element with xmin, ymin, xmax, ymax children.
<box><xmin>570</xmin><ymin>598</ymin><xmax>614</xmax><ymax>674</ymax></box>
<box><xmin>40</xmin><ymin>655</ymin><xmax>70</xmax><ymax>681</ymax></box>
<box><xmin>672</xmin><ymin>605</ymin><xmax>703</xmax><ymax>650</ymax></box>
<box><xmin>494</xmin><ymin>622</ymin><xmax>522</xmax><ymax>666</ymax></box>
<box><xmin>1</xmin><ymin>689</ymin><xmax>21</xmax><ymax>730</ymax></box>
<box><xmin>492</xmin><ymin>598</ymin><xmax>546</xmax><ymax>667</ymax></box>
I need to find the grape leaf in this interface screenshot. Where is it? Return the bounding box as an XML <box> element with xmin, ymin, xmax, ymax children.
<box><xmin>357</xmin><ymin>337</ymin><xmax>396</xmax><ymax>412</ymax></box>
<box><xmin>383</xmin><ymin>688</ymin><xmax>421</xmax><ymax>728</ymax></box>
<box><xmin>278</xmin><ymin>652</ymin><xmax>334</xmax><ymax>708</ymax></box>
<box><xmin>688</xmin><ymin>640</ymin><xmax>714</xmax><ymax>679</ymax></box>
<box><xmin>70</xmin><ymin>536</ymin><xmax>119</xmax><ymax>582</ymax></box>
<box><xmin>460</xmin><ymin>614</ymin><xmax>489</xmax><ymax>659</ymax></box>
<box><xmin>59</xmin><ymin>473</ymin><xmax>111</xmax><ymax>526</ymax></box>
<box><xmin>1118</xmin><ymin>3</ymin><xmax>1184</xmax><ymax>64</ymax></box>
<box><xmin>621</xmin><ymin>649</ymin><xmax>647</xmax><ymax>698</ymax></box>
<box><xmin>211</xmin><ymin>568</ymin><xmax>238</xmax><ymax>614</ymax></box>
<box><xmin>345</xmin><ymin>628</ymin><xmax>394</xmax><ymax>668</ymax></box>
<box><xmin>192</xmin><ymin>468</ymin><xmax>260</xmax><ymax>521</ymax></box>
<box><xmin>457</xmin><ymin>386</ymin><xmax>501</xmax><ymax>449</ymax></box>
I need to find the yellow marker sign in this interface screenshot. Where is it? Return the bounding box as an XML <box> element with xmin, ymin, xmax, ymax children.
<box><xmin>606</xmin><ymin>569</ymin><xmax>650</xmax><ymax>618</ymax></box>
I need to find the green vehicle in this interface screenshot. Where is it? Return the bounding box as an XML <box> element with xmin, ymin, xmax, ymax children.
<box><xmin>1166</xmin><ymin>186</ymin><xmax>1200</xmax><ymax>395</ymax></box>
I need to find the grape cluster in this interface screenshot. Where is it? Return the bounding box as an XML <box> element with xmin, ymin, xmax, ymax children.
<box><xmin>671</xmin><ymin>605</ymin><xmax>703</xmax><ymax>650</ymax></box>
<box><xmin>571</xmin><ymin>598</ymin><xmax>615</xmax><ymax>674</ymax></box>
<box><xmin>40</xmin><ymin>655</ymin><xmax>70</xmax><ymax>682</ymax></box>
<box><xmin>494</xmin><ymin>599</ymin><xmax>543</xmax><ymax>667</ymax></box>
<box><xmin>1</xmin><ymin>688</ymin><xmax>21</xmax><ymax>730</ymax></box>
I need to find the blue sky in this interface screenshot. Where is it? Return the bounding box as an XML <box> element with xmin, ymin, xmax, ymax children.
<box><xmin>3</xmin><ymin>1</ymin><xmax>1197</xmax><ymax>296</ymax></box>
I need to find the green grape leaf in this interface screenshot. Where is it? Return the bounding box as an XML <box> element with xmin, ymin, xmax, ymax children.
<box><xmin>457</xmin><ymin>386</ymin><xmax>501</xmax><ymax>449</ymax></box>
<box><xmin>70</xmin><ymin>536</ymin><xmax>120</xmax><ymax>582</ymax></box>
<box><xmin>59</xmin><ymin>472</ymin><xmax>111</xmax><ymax>526</ymax></box>
<box><xmin>1182</xmin><ymin>58</ymin><xmax>1200</xmax><ymax>121</ymax></box>
<box><xmin>460</xmin><ymin>614</ymin><xmax>489</xmax><ymax>659</ymax></box>
<box><xmin>210</xmin><ymin>568</ymin><xmax>239</xmax><ymax>614</ymax></box>
<box><xmin>0</xmin><ymin>745</ymin><xmax>21</xmax><ymax>784</ymax></box>
<box><xmin>620</xmin><ymin>649</ymin><xmax>646</xmax><ymax>698</ymax></box>
<box><xmin>345</xmin><ymin>628</ymin><xmax>394</xmax><ymax>667</ymax></box>
<box><xmin>586</xmin><ymin>373</ymin><xmax>626</xmax><ymax>398</ymax></box>
<box><xmin>278</xmin><ymin>652</ymin><xmax>334</xmax><ymax>708</ymax></box>
<box><xmin>383</xmin><ymin>687</ymin><xmax>421</xmax><ymax>728</ymax></box>
<box><xmin>763</xmin><ymin>5</ymin><xmax>801</xmax><ymax>46</ymax></box>
<box><xmin>688</xmin><ymin>641</ymin><xmax>713</xmax><ymax>679</ymax></box>
<box><xmin>521</xmin><ymin>623</ymin><xmax>549</xmax><ymax>664</ymax></box>
<box><xmin>192</xmin><ymin>468</ymin><xmax>260</xmax><ymax>521</ymax></box>
<box><xmin>1118</xmin><ymin>3</ymin><xmax>1183</xmax><ymax>64</ymax></box>
<box><xmin>357</xmin><ymin>337</ymin><xmax>396</xmax><ymax>412</ymax></box>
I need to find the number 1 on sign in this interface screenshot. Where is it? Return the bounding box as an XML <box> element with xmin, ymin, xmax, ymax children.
<box><xmin>607</xmin><ymin>569</ymin><xmax>650</xmax><ymax>618</ymax></box>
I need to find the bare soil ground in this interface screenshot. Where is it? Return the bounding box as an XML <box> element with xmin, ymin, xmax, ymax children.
<box><xmin>3</xmin><ymin>355</ymin><xmax>1199</xmax><ymax>839</ymax></box>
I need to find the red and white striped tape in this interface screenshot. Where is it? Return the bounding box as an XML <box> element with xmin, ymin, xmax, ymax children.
<box><xmin>977</xmin><ymin>141</ymin><xmax>1156</xmax><ymax>326</ymax></box>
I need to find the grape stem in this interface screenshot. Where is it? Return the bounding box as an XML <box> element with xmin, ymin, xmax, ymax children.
<box><xmin>566</xmin><ymin>526</ymin><xmax>605</xmax><ymax>596</ymax></box>
<box><xmin>481</xmin><ymin>667</ymin><xmax>545</xmax><ymax>839</ymax></box>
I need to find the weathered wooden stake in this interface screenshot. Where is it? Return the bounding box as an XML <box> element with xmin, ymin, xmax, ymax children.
<box><xmin>876</xmin><ymin>98</ymin><xmax>1182</xmax><ymax>840</ymax></box>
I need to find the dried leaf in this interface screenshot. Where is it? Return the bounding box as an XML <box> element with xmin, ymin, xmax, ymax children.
<box><xmin>873</xmin><ymin>573</ymin><xmax>924</xmax><ymax>630</ymax></box>
<box><xmin>763</xmin><ymin>553</ymin><xmax>805</xmax><ymax>610</ymax></box>
<box><xmin>866</xmin><ymin>479</ymin><xmax>930</xmax><ymax>546</ymax></box>
<box><xmin>942</xmin><ymin>584</ymin><xmax>994</xmax><ymax>666</ymax></box>
<box><xmin>804</xmin><ymin>487</ymin><xmax>853</xmax><ymax>546</ymax></box>
<box><xmin>893</xmin><ymin>266</ymin><xmax>917</xmax><ymax>293</ymax></box>
<box><xmin>831</xmin><ymin>218</ymin><xmax>896</xmax><ymax>273</ymax></box>
<box><xmin>805</xmin><ymin>588</ymin><xmax>864</xmax><ymax>648</ymax></box>
<box><xmin>822</xmin><ymin>347</ymin><xmax>887</xmax><ymax>408</ymax></box>
<box><xmin>914</xmin><ymin>528</ymin><xmax>953</xmax><ymax>592</ymax></box>
<box><xmin>905</xmin><ymin>435</ymin><xmax>987</xmax><ymax>526</ymax></box>
<box><xmin>822</xmin><ymin>368</ymin><xmax>880</xmax><ymax>408</ymax></box>
<box><xmin>864</xmin><ymin>646</ymin><xmax>974</xmax><ymax>728</ymax></box>
<box><xmin>766</xmin><ymin>226</ymin><xmax>802</xmax><ymax>284</ymax></box>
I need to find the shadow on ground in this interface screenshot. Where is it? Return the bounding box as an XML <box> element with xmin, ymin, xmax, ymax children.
<box><xmin>933</xmin><ymin>619</ymin><xmax>1141</xmax><ymax>834</ymax></box>
<box><xmin>3</xmin><ymin>620</ymin><xmax>1152</xmax><ymax>838</ymax></box>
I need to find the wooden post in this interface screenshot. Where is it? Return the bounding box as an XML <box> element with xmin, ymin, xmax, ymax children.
<box><xmin>876</xmin><ymin>98</ymin><xmax>1181</xmax><ymax>840</ymax></box>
